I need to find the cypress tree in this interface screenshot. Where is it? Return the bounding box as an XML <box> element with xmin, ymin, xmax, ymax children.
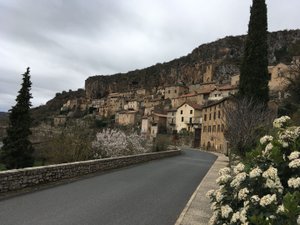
<box><xmin>1</xmin><ymin>67</ymin><xmax>34</xmax><ymax>169</ymax></box>
<box><xmin>239</xmin><ymin>0</ymin><xmax>269</xmax><ymax>104</ymax></box>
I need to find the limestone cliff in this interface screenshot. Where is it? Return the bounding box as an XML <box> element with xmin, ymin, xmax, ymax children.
<box><xmin>85</xmin><ymin>29</ymin><xmax>300</xmax><ymax>99</ymax></box>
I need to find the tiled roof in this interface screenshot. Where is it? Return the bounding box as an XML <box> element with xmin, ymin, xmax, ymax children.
<box><xmin>202</xmin><ymin>97</ymin><xmax>231</xmax><ymax>109</ymax></box>
<box><xmin>177</xmin><ymin>102</ymin><xmax>203</xmax><ymax>110</ymax></box>
<box><xmin>153</xmin><ymin>113</ymin><xmax>168</xmax><ymax>118</ymax></box>
<box><xmin>218</xmin><ymin>84</ymin><xmax>238</xmax><ymax>91</ymax></box>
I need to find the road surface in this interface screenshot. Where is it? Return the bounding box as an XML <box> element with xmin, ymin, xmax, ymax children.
<box><xmin>0</xmin><ymin>149</ymin><xmax>217</xmax><ymax>225</ymax></box>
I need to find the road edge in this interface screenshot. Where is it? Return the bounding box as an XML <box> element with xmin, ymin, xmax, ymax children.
<box><xmin>174</xmin><ymin>150</ymin><xmax>228</xmax><ymax>225</ymax></box>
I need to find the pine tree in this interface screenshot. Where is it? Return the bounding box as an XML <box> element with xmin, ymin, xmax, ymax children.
<box><xmin>239</xmin><ymin>0</ymin><xmax>269</xmax><ymax>104</ymax></box>
<box><xmin>1</xmin><ymin>67</ymin><xmax>34</xmax><ymax>169</ymax></box>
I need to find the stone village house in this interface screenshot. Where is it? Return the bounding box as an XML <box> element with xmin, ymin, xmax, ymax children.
<box><xmin>115</xmin><ymin>110</ymin><xmax>137</xmax><ymax>126</ymax></box>
<box><xmin>141</xmin><ymin>112</ymin><xmax>167</xmax><ymax>138</ymax></box>
<box><xmin>200</xmin><ymin>98</ymin><xmax>228</xmax><ymax>154</ymax></box>
<box><xmin>164</xmin><ymin>84</ymin><xmax>189</xmax><ymax>100</ymax></box>
<box><xmin>175</xmin><ymin>102</ymin><xmax>202</xmax><ymax>133</ymax></box>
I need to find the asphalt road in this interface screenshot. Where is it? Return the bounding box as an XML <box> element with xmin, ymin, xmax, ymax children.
<box><xmin>0</xmin><ymin>149</ymin><xmax>217</xmax><ymax>225</ymax></box>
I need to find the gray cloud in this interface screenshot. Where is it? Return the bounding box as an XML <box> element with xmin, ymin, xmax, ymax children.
<box><xmin>0</xmin><ymin>0</ymin><xmax>300</xmax><ymax>111</ymax></box>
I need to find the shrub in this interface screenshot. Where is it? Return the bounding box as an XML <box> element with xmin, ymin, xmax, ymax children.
<box><xmin>207</xmin><ymin>116</ymin><xmax>300</xmax><ymax>225</ymax></box>
<box><xmin>35</xmin><ymin>123</ymin><xmax>94</xmax><ymax>164</ymax></box>
<box><xmin>152</xmin><ymin>134</ymin><xmax>172</xmax><ymax>152</ymax></box>
<box><xmin>92</xmin><ymin>129</ymin><xmax>151</xmax><ymax>158</ymax></box>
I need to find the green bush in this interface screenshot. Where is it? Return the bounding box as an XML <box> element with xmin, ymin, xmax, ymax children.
<box><xmin>207</xmin><ymin>116</ymin><xmax>300</xmax><ymax>225</ymax></box>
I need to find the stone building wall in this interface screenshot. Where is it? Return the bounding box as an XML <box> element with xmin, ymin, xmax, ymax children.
<box><xmin>0</xmin><ymin>150</ymin><xmax>181</xmax><ymax>194</ymax></box>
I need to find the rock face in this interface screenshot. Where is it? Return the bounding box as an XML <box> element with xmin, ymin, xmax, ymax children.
<box><xmin>85</xmin><ymin>30</ymin><xmax>300</xmax><ymax>99</ymax></box>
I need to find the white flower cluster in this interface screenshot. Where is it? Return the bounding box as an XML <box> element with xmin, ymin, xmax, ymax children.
<box><xmin>263</xmin><ymin>143</ymin><xmax>273</xmax><ymax>156</ymax></box>
<box><xmin>262</xmin><ymin>166</ymin><xmax>278</xmax><ymax>180</ymax></box>
<box><xmin>276</xmin><ymin>204</ymin><xmax>285</xmax><ymax>214</ymax></box>
<box><xmin>289</xmin><ymin>159</ymin><xmax>300</xmax><ymax>169</ymax></box>
<box><xmin>216</xmin><ymin>174</ymin><xmax>231</xmax><ymax>185</ymax></box>
<box><xmin>279</xmin><ymin>126</ymin><xmax>300</xmax><ymax>144</ymax></box>
<box><xmin>288</xmin><ymin>177</ymin><xmax>300</xmax><ymax>188</ymax></box>
<box><xmin>233</xmin><ymin>163</ymin><xmax>245</xmax><ymax>174</ymax></box>
<box><xmin>221</xmin><ymin>205</ymin><xmax>233</xmax><ymax>218</ymax></box>
<box><xmin>260</xmin><ymin>194</ymin><xmax>277</xmax><ymax>207</ymax></box>
<box><xmin>250</xmin><ymin>195</ymin><xmax>260</xmax><ymax>203</ymax></box>
<box><xmin>206</xmin><ymin>189</ymin><xmax>215</xmax><ymax>199</ymax></box>
<box><xmin>238</xmin><ymin>188</ymin><xmax>249</xmax><ymax>200</ymax></box>
<box><xmin>279</xmin><ymin>140</ymin><xmax>289</xmax><ymax>148</ymax></box>
<box><xmin>262</xmin><ymin>166</ymin><xmax>283</xmax><ymax>192</ymax></box>
<box><xmin>239</xmin><ymin>206</ymin><xmax>249</xmax><ymax>224</ymax></box>
<box><xmin>288</xmin><ymin>151</ymin><xmax>300</xmax><ymax>161</ymax></box>
<box><xmin>210</xmin><ymin>202</ymin><xmax>216</xmax><ymax>211</ymax></box>
<box><xmin>215</xmin><ymin>189</ymin><xmax>224</xmax><ymax>202</ymax></box>
<box><xmin>218</xmin><ymin>167</ymin><xmax>231</xmax><ymax>176</ymax></box>
<box><xmin>273</xmin><ymin>116</ymin><xmax>291</xmax><ymax>128</ymax></box>
<box><xmin>230</xmin><ymin>172</ymin><xmax>247</xmax><ymax>188</ymax></box>
<box><xmin>249</xmin><ymin>167</ymin><xmax>262</xmax><ymax>178</ymax></box>
<box><xmin>260</xmin><ymin>135</ymin><xmax>274</xmax><ymax>145</ymax></box>
<box><xmin>230</xmin><ymin>211</ymin><xmax>240</xmax><ymax>223</ymax></box>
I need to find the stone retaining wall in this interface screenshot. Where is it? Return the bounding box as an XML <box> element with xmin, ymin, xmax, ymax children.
<box><xmin>0</xmin><ymin>150</ymin><xmax>180</xmax><ymax>194</ymax></box>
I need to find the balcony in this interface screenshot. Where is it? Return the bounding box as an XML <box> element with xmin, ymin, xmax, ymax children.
<box><xmin>185</xmin><ymin>117</ymin><xmax>202</xmax><ymax>125</ymax></box>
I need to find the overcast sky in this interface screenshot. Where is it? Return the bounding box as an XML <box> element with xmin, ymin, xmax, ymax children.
<box><xmin>0</xmin><ymin>0</ymin><xmax>299</xmax><ymax>112</ymax></box>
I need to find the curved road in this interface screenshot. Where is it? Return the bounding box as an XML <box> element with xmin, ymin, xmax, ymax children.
<box><xmin>0</xmin><ymin>149</ymin><xmax>217</xmax><ymax>225</ymax></box>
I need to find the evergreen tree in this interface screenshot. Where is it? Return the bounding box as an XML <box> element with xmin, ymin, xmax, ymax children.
<box><xmin>239</xmin><ymin>0</ymin><xmax>269</xmax><ymax>104</ymax></box>
<box><xmin>1</xmin><ymin>67</ymin><xmax>34</xmax><ymax>169</ymax></box>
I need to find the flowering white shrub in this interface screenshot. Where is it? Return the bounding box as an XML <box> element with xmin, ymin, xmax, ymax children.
<box><xmin>260</xmin><ymin>135</ymin><xmax>273</xmax><ymax>145</ymax></box>
<box><xmin>207</xmin><ymin>116</ymin><xmax>300</xmax><ymax>225</ymax></box>
<box><xmin>92</xmin><ymin>129</ymin><xmax>150</xmax><ymax>158</ymax></box>
<box><xmin>273</xmin><ymin>115</ymin><xmax>291</xmax><ymax>128</ymax></box>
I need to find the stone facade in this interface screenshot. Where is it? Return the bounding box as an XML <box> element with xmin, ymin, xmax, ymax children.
<box><xmin>203</xmin><ymin>65</ymin><xmax>214</xmax><ymax>83</ymax></box>
<box><xmin>201</xmin><ymin>98</ymin><xmax>228</xmax><ymax>153</ymax></box>
<box><xmin>115</xmin><ymin>111</ymin><xmax>137</xmax><ymax>126</ymax></box>
<box><xmin>164</xmin><ymin>85</ymin><xmax>188</xmax><ymax>100</ymax></box>
<box><xmin>171</xmin><ymin>93</ymin><xmax>205</xmax><ymax>108</ymax></box>
<box><xmin>124</xmin><ymin>100</ymin><xmax>140</xmax><ymax>111</ymax></box>
<box><xmin>0</xmin><ymin>150</ymin><xmax>181</xmax><ymax>194</ymax></box>
<box><xmin>167</xmin><ymin>109</ymin><xmax>177</xmax><ymax>133</ymax></box>
<box><xmin>53</xmin><ymin>115</ymin><xmax>67</xmax><ymax>127</ymax></box>
<box><xmin>176</xmin><ymin>103</ymin><xmax>202</xmax><ymax>132</ymax></box>
<box><xmin>141</xmin><ymin>117</ymin><xmax>150</xmax><ymax>135</ymax></box>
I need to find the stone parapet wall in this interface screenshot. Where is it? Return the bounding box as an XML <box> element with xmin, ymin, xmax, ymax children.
<box><xmin>0</xmin><ymin>150</ymin><xmax>180</xmax><ymax>194</ymax></box>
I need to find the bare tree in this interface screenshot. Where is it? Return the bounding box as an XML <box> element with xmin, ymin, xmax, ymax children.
<box><xmin>223</xmin><ymin>97</ymin><xmax>275</xmax><ymax>161</ymax></box>
<box><xmin>288</xmin><ymin>61</ymin><xmax>300</xmax><ymax>102</ymax></box>
<box><xmin>280</xmin><ymin>60</ymin><xmax>300</xmax><ymax>124</ymax></box>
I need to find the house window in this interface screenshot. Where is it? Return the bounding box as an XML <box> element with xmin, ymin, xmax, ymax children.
<box><xmin>180</xmin><ymin>110</ymin><xmax>183</xmax><ymax>114</ymax></box>
<box><xmin>175</xmin><ymin>89</ymin><xmax>177</xmax><ymax>93</ymax></box>
<box><xmin>171</xmin><ymin>118</ymin><xmax>174</xmax><ymax>124</ymax></box>
<box><xmin>189</xmin><ymin>117</ymin><xmax>192</xmax><ymax>124</ymax></box>
<box><xmin>209</xmin><ymin>113</ymin><xmax>211</xmax><ymax>120</ymax></box>
<box><xmin>168</xmin><ymin>90</ymin><xmax>171</xmax><ymax>94</ymax></box>
<box><xmin>203</xmin><ymin>126</ymin><xmax>207</xmax><ymax>132</ymax></box>
<box><xmin>214</xmin><ymin>112</ymin><xmax>216</xmax><ymax>120</ymax></box>
<box><xmin>181</xmin><ymin>117</ymin><xmax>184</xmax><ymax>122</ymax></box>
<box><xmin>221</xmin><ymin>124</ymin><xmax>224</xmax><ymax>132</ymax></box>
<box><xmin>208</xmin><ymin>126</ymin><xmax>211</xmax><ymax>132</ymax></box>
<box><xmin>190</xmin><ymin>110</ymin><xmax>193</xmax><ymax>114</ymax></box>
<box><xmin>218</xmin><ymin>111</ymin><xmax>221</xmax><ymax>118</ymax></box>
<box><xmin>204</xmin><ymin>114</ymin><xmax>207</xmax><ymax>121</ymax></box>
